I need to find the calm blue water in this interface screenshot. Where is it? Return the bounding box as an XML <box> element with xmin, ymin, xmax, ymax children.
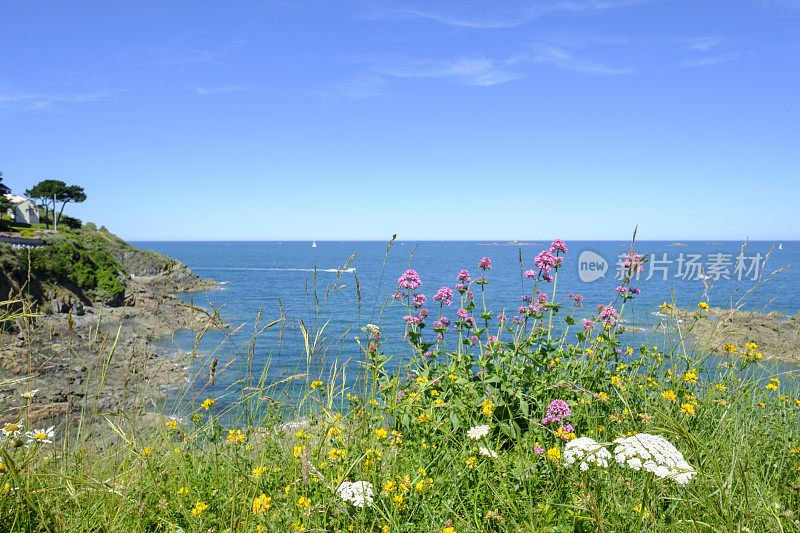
<box><xmin>131</xmin><ymin>240</ymin><xmax>799</xmax><ymax>413</ymax></box>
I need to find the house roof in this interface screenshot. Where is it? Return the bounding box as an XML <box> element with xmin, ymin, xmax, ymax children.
<box><xmin>0</xmin><ymin>184</ymin><xmax>10</xmax><ymax>194</ymax></box>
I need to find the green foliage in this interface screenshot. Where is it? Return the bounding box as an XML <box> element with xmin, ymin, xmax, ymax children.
<box><xmin>24</xmin><ymin>235</ymin><xmax>125</xmax><ymax>297</ymax></box>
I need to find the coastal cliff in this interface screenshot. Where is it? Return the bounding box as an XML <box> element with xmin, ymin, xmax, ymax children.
<box><xmin>0</xmin><ymin>226</ymin><xmax>219</xmax><ymax>434</ymax></box>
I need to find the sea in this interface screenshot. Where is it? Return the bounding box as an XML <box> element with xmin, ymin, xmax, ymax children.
<box><xmin>131</xmin><ymin>240</ymin><xmax>799</xmax><ymax>415</ymax></box>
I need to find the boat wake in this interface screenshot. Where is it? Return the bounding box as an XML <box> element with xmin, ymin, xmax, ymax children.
<box><xmin>195</xmin><ymin>267</ymin><xmax>355</xmax><ymax>273</ymax></box>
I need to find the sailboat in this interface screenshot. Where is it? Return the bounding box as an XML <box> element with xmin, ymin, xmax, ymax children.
<box><xmin>312</xmin><ymin>241</ymin><xmax>317</xmax><ymax>248</ymax></box>
<box><xmin>779</xmin><ymin>243</ymin><xmax>783</xmax><ymax>250</ymax></box>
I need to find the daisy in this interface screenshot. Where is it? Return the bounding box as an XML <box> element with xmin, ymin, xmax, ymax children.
<box><xmin>26</xmin><ymin>426</ymin><xmax>55</xmax><ymax>446</ymax></box>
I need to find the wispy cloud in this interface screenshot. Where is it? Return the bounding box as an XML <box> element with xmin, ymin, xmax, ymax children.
<box><xmin>684</xmin><ymin>36</ymin><xmax>723</xmax><ymax>51</ymax></box>
<box><xmin>372</xmin><ymin>0</ymin><xmax>649</xmax><ymax>29</ymax></box>
<box><xmin>307</xmin><ymin>73</ymin><xmax>387</xmax><ymax>102</ymax></box>
<box><xmin>375</xmin><ymin>57</ymin><xmax>523</xmax><ymax>86</ymax></box>
<box><xmin>530</xmin><ymin>44</ymin><xmax>633</xmax><ymax>74</ymax></box>
<box><xmin>195</xmin><ymin>86</ymin><xmax>256</xmax><ymax>96</ymax></box>
<box><xmin>0</xmin><ymin>90</ymin><xmax>121</xmax><ymax>111</ymax></box>
<box><xmin>151</xmin><ymin>39</ymin><xmax>248</xmax><ymax>66</ymax></box>
<box><xmin>677</xmin><ymin>54</ymin><xmax>738</xmax><ymax>68</ymax></box>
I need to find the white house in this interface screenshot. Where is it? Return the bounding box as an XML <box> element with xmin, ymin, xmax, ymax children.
<box><xmin>4</xmin><ymin>194</ymin><xmax>40</xmax><ymax>224</ymax></box>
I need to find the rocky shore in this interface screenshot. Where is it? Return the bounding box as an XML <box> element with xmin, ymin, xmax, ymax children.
<box><xmin>664</xmin><ymin>306</ymin><xmax>800</xmax><ymax>365</ymax></box>
<box><xmin>0</xmin><ymin>240</ymin><xmax>220</xmax><ymax>439</ymax></box>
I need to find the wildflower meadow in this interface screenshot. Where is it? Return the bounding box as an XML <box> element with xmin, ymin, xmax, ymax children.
<box><xmin>2</xmin><ymin>240</ymin><xmax>799</xmax><ymax>532</ymax></box>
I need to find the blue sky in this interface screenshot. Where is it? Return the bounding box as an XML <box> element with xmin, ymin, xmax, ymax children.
<box><xmin>0</xmin><ymin>1</ymin><xmax>798</xmax><ymax>241</ymax></box>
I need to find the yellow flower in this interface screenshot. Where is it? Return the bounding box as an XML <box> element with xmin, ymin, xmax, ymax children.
<box><xmin>661</xmin><ymin>390</ymin><xmax>677</xmax><ymax>402</ymax></box>
<box><xmin>697</xmin><ymin>302</ymin><xmax>709</xmax><ymax>311</ymax></box>
<box><xmin>443</xmin><ymin>527</ymin><xmax>456</xmax><ymax>533</ymax></box>
<box><xmin>227</xmin><ymin>429</ymin><xmax>245</xmax><ymax>444</ymax></box>
<box><xmin>166</xmin><ymin>420</ymin><xmax>178</xmax><ymax>430</ymax></box>
<box><xmin>598</xmin><ymin>391</ymin><xmax>609</xmax><ymax>402</ymax></box>
<box><xmin>465</xmin><ymin>456</ymin><xmax>476</xmax><ymax>469</ymax></box>
<box><xmin>310</xmin><ymin>380</ymin><xmax>323</xmax><ymax>389</ymax></box>
<box><xmin>375</xmin><ymin>428</ymin><xmax>388</xmax><ymax>440</ymax></box>
<box><xmin>191</xmin><ymin>500</ymin><xmax>208</xmax><ymax>517</ymax></box>
<box><xmin>290</xmin><ymin>521</ymin><xmax>304</xmax><ymax>531</ymax></box>
<box><xmin>252</xmin><ymin>466</ymin><xmax>267</xmax><ymax>478</ymax></box>
<box><xmin>480</xmin><ymin>398</ymin><xmax>494</xmax><ymax>416</ymax></box>
<box><xmin>448</xmin><ymin>373</ymin><xmax>457</xmax><ymax>380</ymax></box>
<box><xmin>611</xmin><ymin>376</ymin><xmax>625</xmax><ymax>390</ymax></box>
<box><xmin>680</xmin><ymin>403</ymin><xmax>696</xmax><ymax>416</ymax></box>
<box><xmin>177</xmin><ymin>486</ymin><xmax>189</xmax><ymax>495</ymax></box>
<box><xmin>328</xmin><ymin>448</ymin><xmax>345</xmax><ymax>461</ymax></box>
<box><xmin>723</xmin><ymin>343</ymin><xmax>736</xmax><ymax>353</ymax></box>
<box><xmin>201</xmin><ymin>398</ymin><xmax>215</xmax><ymax>411</ymax></box>
<box><xmin>417</xmin><ymin>413</ymin><xmax>432</xmax><ymax>423</ymax></box>
<box><xmin>633</xmin><ymin>503</ymin><xmax>651</xmax><ymax>518</ymax></box>
<box><xmin>715</xmin><ymin>384</ymin><xmax>727</xmax><ymax>392</ymax></box>
<box><xmin>684</xmin><ymin>372</ymin><xmax>699</xmax><ymax>384</ymax></box>
<box><xmin>141</xmin><ymin>447</ymin><xmax>152</xmax><ymax>456</ymax></box>
<box><xmin>293</xmin><ymin>445</ymin><xmax>306</xmax><ymax>458</ymax></box>
<box><xmin>252</xmin><ymin>493</ymin><xmax>272</xmax><ymax>515</ymax></box>
<box><xmin>297</xmin><ymin>496</ymin><xmax>311</xmax><ymax>509</ymax></box>
<box><xmin>547</xmin><ymin>447</ymin><xmax>561</xmax><ymax>461</ymax></box>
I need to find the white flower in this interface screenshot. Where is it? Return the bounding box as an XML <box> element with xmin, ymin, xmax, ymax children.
<box><xmin>25</xmin><ymin>426</ymin><xmax>55</xmax><ymax>446</ymax></box>
<box><xmin>2</xmin><ymin>422</ymin><xmax>23</xmax><ymax>438</ymax></box>
<box><xmin>337</xmin><ymin>481</ymin><xmax>374</xmax><ymax>508</ymax></box>
<box><xmin>563</xmin><ymin>437</ymin><xmax>612</xmax><ymax>470</ymax></box>
<box><xmin>613</xmin><ymin>433</ymin><xmax>696</xmax><ymax>486</ymax></box>
<box><xmin>467</xmin><ymin>425</ymin><xmax>490</xmax><ymax>440</ymax></box>
<box><xmin>362</xmin><ymin>324</ymin><xmax>380</xmax><ymax>335</ymax></box>
<box><xmin>479</xmin><ymin>446</ymin><xmax>498</xmax><ymax>458</ymax></box>
<box><xmin>21</xmin><ymin>389</ymin><xmax>38</xmax><ymax>399</ymax></box>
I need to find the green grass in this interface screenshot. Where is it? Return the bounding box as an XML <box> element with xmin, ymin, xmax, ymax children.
<box><xmin>1</xmin><ymin>259</ymin><xmax>799</xmax><ymax>532</ymax></box>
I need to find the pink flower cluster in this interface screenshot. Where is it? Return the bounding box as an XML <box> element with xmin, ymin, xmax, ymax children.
<box><xmin>412</xmin><ymin>293</ymin><xmax>426</xmax><ymax>308</ymax></box>
<box><xmin>433</xmin><ymin>286</ymin><xmax>453</xmax><ymax>306</ymax></box>
<box><xmin>542</xmin><ymin>399</ymin><xmax>571</xmax><ymax>425</ymax></box>
<box><xmin>398</xmin><ymin>269</ymin><xmax>422</xmax><ymax>290</ymax></box>
<box><xmin>598</xmin><ymin>304</ymin><xmax>619</xmax><ymax>326</ymax></box>
<box><xmin>478</xmin><ymin>257</ymin><xmax>492</xmax><ymax>270</ymax></box>
<box><xmin>622</xmin><ymin>252</ymin><xmax>645</xmax><ymax>273</ymax></box>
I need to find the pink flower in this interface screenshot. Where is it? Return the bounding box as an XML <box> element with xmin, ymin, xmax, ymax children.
<box><xmin>622</xmin><ymin>252</ymin><xmax>645</xmax><ymax>273</ymax></box>
<box><xmin>398</xmin><ymin>269</ymin><xmax>422</xmax><ymax>290</ymax></box>
<box><xmin>433</xmin><ymin>286</ymin><xmax>453</xmax><ymax>306</ymax></box>
<box><xmin>616</xmin><ymin>286</ymin><xmax>628</xmax><ymax>293</ymax></box>
<box><xmin>523</xmin><ymin>269</ymin><xmax>536</xmax><ymax>279</ymax></box>
<box><xmin>534</xmin><ymin>249</ymin><xmax>558</xmax><ymax>272</ymax></box>
<box><xmin>534</xmin><ymin>445</ymin><xmax>545</xmax><ymax>455</ymax></box>
<box><xmin>538</xmin><ymin>293</ymin><xmax>548</xmax><ymax>304</ymax></box>
<box><xmin>497</xmin><ymin>314</ymin><xmax>507</xmax><ymax>324</ymax></box>
<box><xmin>457</xmin><ymin>309</ymin><xmax>468</xmax><ymax>319</ymax></box>
<box><xmin>629</xmin><ymin>288</ymin><xmax>641</xmax><ymax>295</ymax></box>
<box><xmin>478</xmin><ymin>257</ymin><xmax>492</xmax><ymax>270</ymax></box>
<box><xmin>582</xmin><ymin>319</ymin><xmax>594</xmax><ymax>330</ymax></box>
<box><xmin>457</xmin><ymin>269</ymin><xmax>471</xmax><ymax>283</ymax></box>
<box><xmin>551</xmin><ymin>239</ymin><xmax>567</xmax><ymax>253</ymax></box>
<box><xmin>413</xmin><ymin>293</ymin><xmax>426</xmax><ymax>308</ymax></box>
<box><xmin>599</xmin><ymin>305</ymin><xmax>619</xmax><ymax>326</ymax></box>
<box><xmin>542</xmin><ymin>399</ymin><xmax>571</xmax><ymax>425</ymax></box>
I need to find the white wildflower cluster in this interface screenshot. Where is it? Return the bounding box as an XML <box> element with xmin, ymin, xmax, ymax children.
<box><xmin>479</xmin><ymin>446</ymin><xmax>498</xmax><ymax>458</ymax></box>
<box><xmin>467</xmin><ymin>425</ymin><xmax>490</xmax><ymax>440</ymax></box>
<box><xmin>337</xmin><ymin>481</ymin><xmax>374</xmax><ymax>508</ymax></box>
<box><xmin>613</xmin><ymin>433</ymin><xmax>696</xmax><ymax>486</ymax></box>
<box><xmin>563</xmin><ymin>437</ymin><xmax>612</xmax><ymax>471</ymax></box>
<box><xmin>362</xmin><ymin>324</ymin><xmax>380</xmax><ymax>335</ymax></box>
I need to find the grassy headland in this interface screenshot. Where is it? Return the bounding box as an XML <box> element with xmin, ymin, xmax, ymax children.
<box><xmin>1</xmin><ymin>240</ymin><xmax>799</xmax><ymax>532</ymax></box>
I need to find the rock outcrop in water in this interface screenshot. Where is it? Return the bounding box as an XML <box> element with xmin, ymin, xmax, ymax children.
<box><xmin>663</xmin><ymin>307</ymin><xmax>800</xmax><ymax>364</ymax></box>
